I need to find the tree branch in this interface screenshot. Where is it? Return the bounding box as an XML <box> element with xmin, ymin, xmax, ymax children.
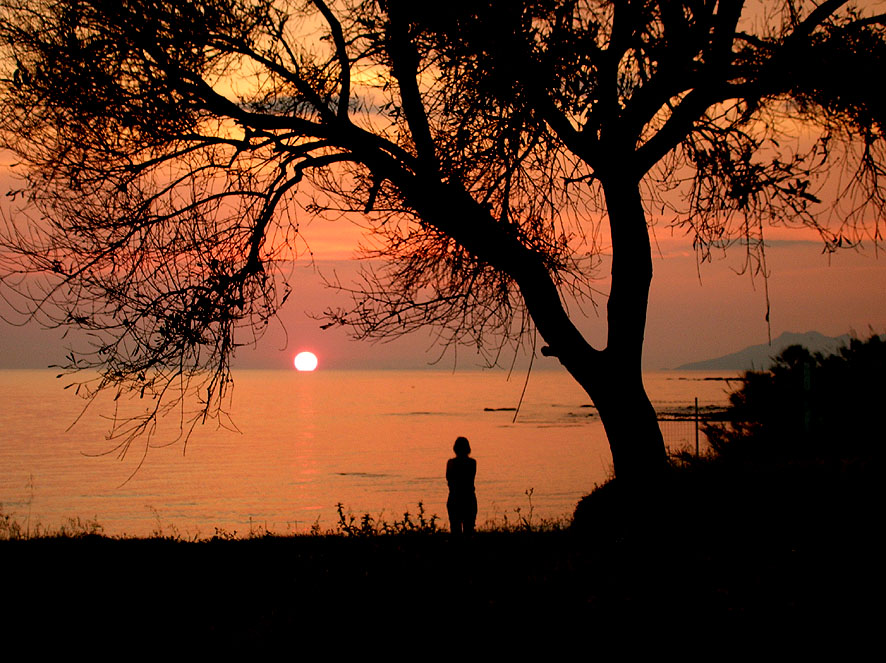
<box><xmin>384</xmin><ymin>1</ymin><xmax>439</xmax><ymax>172</ymax></box>
<box><xmin>313</xmin><ymin>0</ymin><xmax>351</xmax><ymax>120</ymax></box>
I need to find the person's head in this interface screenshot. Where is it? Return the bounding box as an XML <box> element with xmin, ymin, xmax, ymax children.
<box><xmin>453</xmin><ymin>436</ymin><xmax>471</xmax><ymax>457</ymax></box>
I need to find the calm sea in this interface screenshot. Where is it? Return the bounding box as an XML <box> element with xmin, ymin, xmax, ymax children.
<box><xmin>0</xmin><ymin>368</ymin><xmax>736</xmax><ymax>537</ymax></box>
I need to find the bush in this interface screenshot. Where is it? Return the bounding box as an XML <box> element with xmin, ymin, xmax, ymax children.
<box><xmin>333</xmin><ymin>502</ymin><xmax>441</xmax><ymax>537</ymax></box>
<box><xmin>704</xmin><ymin>333</ymin><xmax>885</xmax><ymax>459</ymax></box>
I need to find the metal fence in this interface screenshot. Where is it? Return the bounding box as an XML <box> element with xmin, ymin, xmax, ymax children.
<box><xmin>658</xmin><ymin>417</ymin><xmax>707</xmax><ymax>456</ymax></box>
<box><xmin>657</xmin><ymin>397</ymin><xmax>726</xmax><ymax>457</ymax></box>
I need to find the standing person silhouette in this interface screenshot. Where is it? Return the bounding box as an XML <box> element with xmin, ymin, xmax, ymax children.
<box><xmin>446</xmin><ymin>436</ymin><xmax>477</xmax><ymax>536</ymax></box>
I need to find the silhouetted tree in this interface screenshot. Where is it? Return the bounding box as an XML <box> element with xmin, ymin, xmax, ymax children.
<box><xmin>0</xmin><ymin>1</ymin><xmax>883</xmax><ymax>479</ymax></box>
<box><xmin>705</xmin><ymin>334</ymin><xmax>885</xmax><ymax>458</ymax></box>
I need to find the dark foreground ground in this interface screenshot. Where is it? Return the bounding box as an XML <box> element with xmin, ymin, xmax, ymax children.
<box><xmin>2</xmin><ymin>454</ymin><xmax>879</xmax><ymax>650</ymax></box>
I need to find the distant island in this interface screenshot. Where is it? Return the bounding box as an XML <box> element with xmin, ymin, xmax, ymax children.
<box><xmin>674</xmin><ymin>331</ymin><xmax>852</xmax><ymax>371</ymax></box>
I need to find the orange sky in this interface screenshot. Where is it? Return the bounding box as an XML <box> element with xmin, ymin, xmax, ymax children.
<box><xmin>229</xmin><ymin>216</ymin><xmax>884</xmax><ymax>371</ymax></box>
<box><xmin>2</xmin><ymin>0</ymin><xmax>885</xmax><ymax>371</ymax></box>
<box><xmin>2</xmin><ymin>156</ymin><xmax>884</xmax><ymax>372</ymax></box>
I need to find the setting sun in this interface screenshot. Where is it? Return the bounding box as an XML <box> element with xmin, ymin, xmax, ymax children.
<box><xmin>293</xmin><ymin>351</ymin><xmax>319</xmax><ymax>372</ymax></box>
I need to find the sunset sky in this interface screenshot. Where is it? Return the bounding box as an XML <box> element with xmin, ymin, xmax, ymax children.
<box><xmin>246</xmin><ymin>220</ymin><xmax>886</xmax><ymax>371</ymax></box>
<box><xmin>2</xmin><ymin>194</ymin><xmax>882</xmax><ymax>372</ymax></box>
<box><xmin>1</xmin><ymin>0</ymin><xmax>884</xmax><ymax>373</ymax></box>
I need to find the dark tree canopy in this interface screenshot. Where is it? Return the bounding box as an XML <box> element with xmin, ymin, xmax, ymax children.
<box><xmin>1</xmin><ymin>0</ymin><xmax>883</xmax><ymax>478</ymax></box>
<box><xmin>705</xmin><ymin>334</ymin><xmax>885</xmax><ymax>458</ymax></box>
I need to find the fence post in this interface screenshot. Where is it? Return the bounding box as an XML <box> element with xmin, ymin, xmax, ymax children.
<box><xmin>695</xmin><ymin>397</ymin><xmax>699</xmax><ymax>458</ymax></box>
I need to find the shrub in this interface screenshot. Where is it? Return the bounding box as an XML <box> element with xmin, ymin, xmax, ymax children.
<box><xmin>334</xmin><ymin>502</ymin><xmax>440</xmax><ymax>537</ymax></box>
<box><xmin>704</xmin><ymin>334</ymin><xmax>885</xmax><ymax>459</ymax></box>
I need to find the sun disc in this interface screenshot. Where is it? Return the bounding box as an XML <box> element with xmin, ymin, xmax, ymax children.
<box><xmin>293</xmin><ymin>351</ymin><xmax>319</xmax><ymax>372</ymax></box>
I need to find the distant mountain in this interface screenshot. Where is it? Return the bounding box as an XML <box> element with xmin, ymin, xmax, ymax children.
<box><xmin>675</xmin><ymin>331</ymin><xmax>852</xmax><ymax>371</ymax></box>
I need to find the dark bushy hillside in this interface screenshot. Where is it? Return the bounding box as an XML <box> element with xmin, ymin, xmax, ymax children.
<box><xmin>704</xmin><ymin>334</ymin><xmax>885</xmax><ymax>459</ymax></box>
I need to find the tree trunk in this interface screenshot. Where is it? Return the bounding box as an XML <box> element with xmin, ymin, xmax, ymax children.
<box><xmin>584</xmin><ymin>355</ymin><xmax>667</xmax><ymax>482</ymax></box>
<box><xmin>593</xmin><ymin>175</ymin><xmax>668</xmax><ymax>481</ymax></box>
<box><xmin>554</xmin><ymin>176</ymin><xmax>668</xmax><ymax>483</ymax></box>
<box><xmin>403</xmin><ymin>173</ymin><xmax>668</xmax><ymax>484</ymax></box>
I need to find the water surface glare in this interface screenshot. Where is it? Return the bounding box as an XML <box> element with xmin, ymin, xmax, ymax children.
<box><xmin>0</xmin><ymin>369</ymin><xmax>735</xmax><ymax>537</ymax></box>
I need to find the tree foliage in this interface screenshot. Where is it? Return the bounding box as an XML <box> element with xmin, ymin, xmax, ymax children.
<box><xmin>0</xmin><ymin>0</ymin><xmax>883</xmax><ymax>474</ymax></box>
<box><xmin>705</xmin><ymin>334</ymin><xmax>885</xmax><ymax>458</ymax></box>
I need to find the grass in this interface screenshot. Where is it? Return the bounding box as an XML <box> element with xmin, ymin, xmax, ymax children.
<box><xmin>0</xmin><ymin>491</ymin><xmax>567</xmax><ymax>542</ymax></box>
<box><xmin>1</xmin><ymin>453</ymin><xmax>877</xmax><ymax>647</ymax></box>
<box><xmin>1</xmin><ymin>505</ymin><xmax>104</xmax><ymax>541</ymax></box>
<box><xmin>1</xmin><ymin>481</ymin><xmax>569</xmax><ymax>542</ymax></box>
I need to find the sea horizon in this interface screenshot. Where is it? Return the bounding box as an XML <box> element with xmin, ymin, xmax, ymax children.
<box><xmin>1</xmin><ymin>367</ymin><xmax>737</xmax><ymax>537</ymax></box>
